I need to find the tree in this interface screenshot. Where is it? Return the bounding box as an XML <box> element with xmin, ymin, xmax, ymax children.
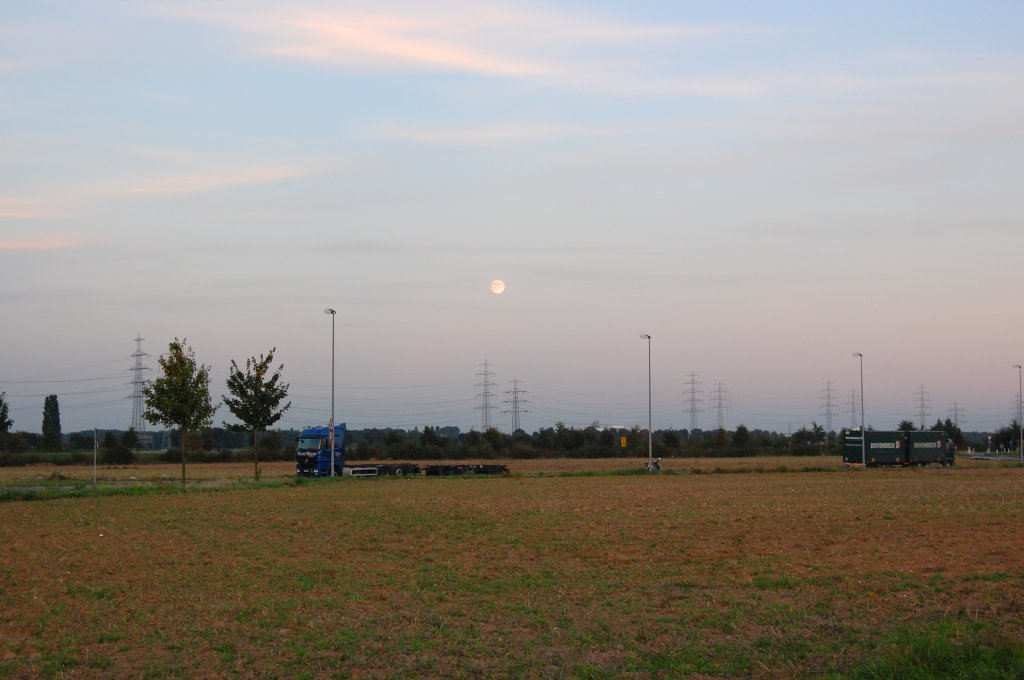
<box><xmin>421</xmin><ymin>425</ymin><xmax>447</xmax><ymax>449</ymax></box>
<box><xmin>733</xmin><ymin>424</ymin><xmax>750</xmax><ymax>447</ymax></box>
<box><xmin>41</xmin><ymin>394</ymin><xmax>62</xmax><ymax>452</ymax></box>
<box><xmin>222</xmin><ymin>348</ymin><xmax>291</xmax><ymax>481</ymax></box>
<box><xmin>67</xmin><ymin>432</ymin><xmax>94</xmax><ymax>451</ymax></box>
<box><xmin>791</xmin><ymin>426</ymin><xmax>818</xmax><ymax>455</ymax></box>
<box><xmin>992</xmin><ymin>420</ymin><xmax>1021</xmax><ymax>451</ymax></box>
<box><xmin>897</xmin><ymin>419</ymin><xmax>917</xmax><ymax>433</ymax></box>
<box><xmin>6</xmin><ymin>432</ymin><xmax>30</xmax><ymax>454</ymax></box>
<box><xmin>103</xmin><ymin>431</ymin><xmax>134</xmax><ymax>465</ymax></box>
<box><xmin>122</xmin><ymin>427</ymin><xmax>141</xmax><ymax>451</ymax></box>
<box><xmin>933</xmin><ymin>418</ymin><xmax>965</xmax><ymax>450</ymax></box>
<box><xmin>0</xmin><ymin>389</ymin><xmax>12</xmax><ymax>434</ymax></box>
<box><xmin>483</xmin><ymin>427</ymin><xmax>504</xmax><ymax>453</ymax></box>
<box><xmin>811</xmin><ymin>422</ymin><xmax>825</xmax><ymax>441</ymax></box>
<box><xmin>143</xmin><ymin>339</ymin><xmax>217</xmax><ymax>485</ymax></box>
<box><xmin>810</xmin><ymin>422</ymin><xmax>827</xmax><ymax>454</ymax></box>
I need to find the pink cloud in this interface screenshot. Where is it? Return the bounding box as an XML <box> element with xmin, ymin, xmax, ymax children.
<box><xmin>122</xmin><ymin>166</ymin><xmax>300</xmax><ymax>197</ymax></box>
<box><xmin>0</xmin><ymin>236</ymin><xmax>79</xmax><ymax>251</ymax></box>
<box><xmin>271</xmin><ymin>14</ymin><xmax>548</xmax><ymax>76</ymax></box>
<box><xmin>0</xmin><ymin>199</ymin><xmax>47</xmax><ymax>219</ymax></box>
<box><xmin>79</xmin><ymin>165</ymin><xmax>302</xmax><ymax>200</ymax></box>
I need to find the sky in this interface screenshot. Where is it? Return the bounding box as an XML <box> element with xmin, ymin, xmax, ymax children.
<box><xmin>1</xmin><ymin>1</ymin><xmax>1022</xmax><ymax>436</ymax></box>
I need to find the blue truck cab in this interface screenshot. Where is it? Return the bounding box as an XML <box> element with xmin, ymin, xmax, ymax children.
<box><xmin>296</xmin><ymin>424</ymin><xmax>346</xmax><ymax>477</ymax></box>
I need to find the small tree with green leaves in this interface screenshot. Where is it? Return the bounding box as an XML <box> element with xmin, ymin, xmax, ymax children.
<box><xmin>0</xmin><ymin>389</ymin><xmax>12</xmax><ymax>434</ymax></box>
<box><xmin>41</xmin><ymin>394</ymin><xmax>62</xmax><ymax>452</ymax></box>
<box><xmin>222</xmin><ymin>348</ymin><xmax>291</xmax><ymax>480</ymax></box>
<box><xmin>103</xmin><ymin>431</ymin><xmax>134</xmax><ymax>465</ymax></box>
<box><xmin>122</xmin><ymin>427</ymin><xmax>141</xmax><ymax>452</ymax></box>
<box><xmin>143</xmin><ymin>339</ymin><xmax>217</xmax><ymax>485</ymax></box>
<box><xmin>733</xmin><ymin>424</ymin><xmax>751</xmax><ymax>448</ymax></box>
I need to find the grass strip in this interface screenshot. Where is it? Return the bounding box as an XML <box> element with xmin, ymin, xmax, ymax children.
<box><xmin>837</xmin><ymin>623</ymin><xmax>1024</xmax><ymax>679</ymax></box>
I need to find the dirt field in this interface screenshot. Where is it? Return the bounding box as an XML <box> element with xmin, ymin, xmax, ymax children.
<box><xmin>1</xmin><ymin>460</ymin><xmax>1022</xmax><ymax>678</ymax></box>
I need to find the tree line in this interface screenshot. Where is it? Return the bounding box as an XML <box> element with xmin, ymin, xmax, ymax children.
<box><xmin>1</xmin><ymin>339</ymin><xmax>1020</xmax><ymax>475</ymax></box>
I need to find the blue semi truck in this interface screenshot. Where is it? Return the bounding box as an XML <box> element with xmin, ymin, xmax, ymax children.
<box><xmin>296</xmin><ymin>424</ymin><xmax>509</xmax><ymax>477</ymax></box>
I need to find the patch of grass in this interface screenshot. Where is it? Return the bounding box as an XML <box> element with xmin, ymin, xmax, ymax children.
<box><xmin>0</xmin><ymin>476</ymin><xmax>301</xmax><ymax>503</ymax></box>
<box><xmin>751</xmin><ymin>572</ymin><xmax>799</xmax><ymax>590</ymax></box>
<box><xmin>963</xmin><ymin>571</ymin><xmax>1011</xmax><ymax>583</ymax></box>
<box><xmin>839</xmin><ymin>623</ymin><xmax>1024</xmax><ymax>679</ymax></box>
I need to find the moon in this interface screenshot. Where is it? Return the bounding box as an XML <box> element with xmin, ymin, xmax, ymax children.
<box><xmin>490</xmin><ymin>279</ymin><xmax>506</xmax><ymax>294</ymax></box>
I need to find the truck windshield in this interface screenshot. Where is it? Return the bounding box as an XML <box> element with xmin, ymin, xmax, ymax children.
<box><xmin>297</xmin><ymin>437</ymin><xmax>326</xmax><ymax>452</ymax></box>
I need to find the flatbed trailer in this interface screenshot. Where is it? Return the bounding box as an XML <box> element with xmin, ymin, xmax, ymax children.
<box><xmin>345</xmin><ymin>463</ymin><xmax>509</xmax><ymax>477</ymax></box>
<box><xmin>424</xmin><ymin>463</ymin><xmax>510</xmax><ymax>476</ymax></box>
<box><xmin>296</xmin><ymin>424</ymin><xmax>509</xmax><ymax>478</ymax></box>
<box><xmin>343</xmin><ymin>462</ymin><xmax>422</xmax><ymax>477</ymax></box>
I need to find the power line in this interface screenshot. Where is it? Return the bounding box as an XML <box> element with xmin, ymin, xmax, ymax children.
<box><xmin>0</xmin><ymin>375</ymin><xmax>123</xmax><ymax>384</ymax></box>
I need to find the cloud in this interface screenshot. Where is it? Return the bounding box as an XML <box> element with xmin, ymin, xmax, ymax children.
<box><xmin>0</xmin><ymin>236</ymin><xmax>80</xmax><ymax>251</ymax></box>
<box><xmin>1</xmin><ymin>153</ymin><xmax>304</xmax><ymax>220</ymax></box>
<box><xmin>149</xmin><ymin>2</ymin><xmax>732</xmax><ymax>80</ymax></box>
<box><xmin>154</xmin><ymin>3</ymin><xmax>983</xmax><ymax>102</ymax></box>
<box><xmin>370</xmin><ymin>122</ymin><xmax>622</xmax><ymax>145</ymax></box>
<box><xmin>0</xmin><ymin>199</ymin><xmax>47</xmax><ymax>219</ymax></box>
<box><xmin>270</xmin><ymin>13</ymin><xmax>548</xmax><ymax>76</ymax></box>
<box><xmin>79</xmin><ymin>164</ymin><xmax>302</xmax><ymax>200</ymax></box>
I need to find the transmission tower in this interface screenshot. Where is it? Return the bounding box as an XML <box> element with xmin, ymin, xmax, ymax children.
<box><xmin>502</xmin><ymin>378</ymin><xmax>530</xmax><ymax>432</ymax></box>
<box><xmin>915</xmin><ymin>385</ymin><xmax>930</xmax><ymax>430</ymax></box>
<box><xmin>475</xmin><ymin>360</ymin><xmax>497</xmax><ymax>430</ymax></box>
<box><xmin>682</xmin><ymin>371</ymin><xmax>703</xmax><ymax>431</ymax></box>
<box><xmin>129</xmin><ymin>333</ymin><xmax>150</xmax><ymax>434</ymax></box>
<box><xmin>846</xmin><ymin>389</ymin><xmax>858</xmax><ymax>429</ymax></box>
<box><xmin>820</xmin><ymin>379</ymin><xmax>837</xmax><ymax>433</ymax></box>
<box><xmin>710</xmin><ymin>382</ymin><xmax>731</xmax><ymax>430</ymax></box>
<box><xmin>948</xmin><ymin>402</ymin><xmax>966</xmax><ymax>428</ymax></box>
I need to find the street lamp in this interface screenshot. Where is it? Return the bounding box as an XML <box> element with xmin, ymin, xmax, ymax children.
<box><xmin>1014</xmin><ymin>364</ymin><xmax>1023</xmax><ymax>466</ymax></box>
<box><xmin>853</xmin><ymin>353</ymin><xmax>865</xmax><ymax>467</ymax></box>
<box><xmin>324</xmin><ymin>308</ymin><xmax>337</xmax><ymax>476</ymax></box>
<box><xmin>641</xmin><ymin>334</ymin><xmax>653</xmax><ymax>469</ymax></box>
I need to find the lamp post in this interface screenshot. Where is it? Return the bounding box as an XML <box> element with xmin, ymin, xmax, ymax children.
<box><xmin>641</xmin><ymin>334</ymin><xmax>653</xmax><ymax>469</ymax></box>
<box><xmin>324</xmin><ymin>308</ymin><xmax>337</xmax><ymax>476</ymax></box>
<box><xmin>1015</xmin><ymin>364</ymin><xmax>1023</xmax><ymax>466</ymax></box>
<box><xmin>853</xmin><ymin>353</ymin><xmax>865</xmax><ymax>467</ymax></box>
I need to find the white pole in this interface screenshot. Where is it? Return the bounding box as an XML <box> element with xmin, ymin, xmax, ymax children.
<box><xmin>1015</xmin><ymin>364</ymin><xmax>1023</xmax><ymax>466</ymax></box>
<box><xmin>641</xmin><ymin>334</ymin><xmax>652</xmax><ymax>468</ymax></box>
<box><xmin>325</xmin><ymin>308</ymin><xmax>337</xmax><ymax>476</ymax></box>
<box><xmin>854</xmin><ymin>353</ymin><xmax>865</xmax><ymax>467</ymax></box>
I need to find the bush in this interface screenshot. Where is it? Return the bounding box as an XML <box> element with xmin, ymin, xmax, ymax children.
<box><xmin>102</xmin><ymin>444</ymin><xmax>135</xmax><ymax>465</ymax></box>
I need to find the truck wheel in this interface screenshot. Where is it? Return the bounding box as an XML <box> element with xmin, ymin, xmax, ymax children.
<box><xmin>394</xmin><ymin>468</ymin><xmax>404</xmax><ymax>477</ymax></box>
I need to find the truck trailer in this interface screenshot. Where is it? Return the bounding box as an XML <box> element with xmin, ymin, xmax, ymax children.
<box><xmin>843</xmin><ymin>430</ymin><xmax>954</xmax><ymax>467</ymax></box>
<box><xmin>296</xmin><ymin>424</ymin><xmax>509</xmax><ymax>477</ymax></box>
